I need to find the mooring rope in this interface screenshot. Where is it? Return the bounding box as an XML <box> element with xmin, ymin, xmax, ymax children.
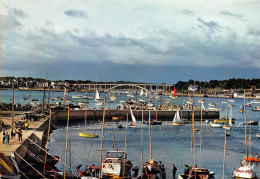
<box><xmin>20</xmin><ymin>145</ymin><xmax>56</xmax><ymax>172</ymax></box>
<box><xmin>14</xmin><ymin>151</ymin><xmax>46</xmax><ymax>178</ymax></box>
<box><xmin>27</xmin><ymin>138</ymin><xmax>73</xmax><ymax>171</ymax></box>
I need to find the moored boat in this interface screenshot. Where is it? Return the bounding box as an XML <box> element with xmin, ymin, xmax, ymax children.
<box><xmin>79</xmin><ymin>133</ymin><xmax>99</xmax><ymax>138</ymax></box>
<box><xmin>101</xmin><ymin>151</ymin><xmax>132</xmax><ymax>178</ymax></box>
<box><xmin>129</xmin><ymin>107</ymin><xmax>137</xmax><ymax>127</ymax></box>
<box><xmin>243</xmin><ymin>157</ymin><xmax>260</xmax><ymax>162</ymax></box>
<box><xmin>178</xmin><ymin>165</ymin><xmax>215</xmax><ymax>179</ymax></box>
<box><xmin>172</xmin><ymin>110</ymin><xmax>183</xmax><ymax>126</ymax></box>
<box><xmin>232</xmin><ymin>161</ymin><xmax>257</xmax><ymax>179</ymax></box>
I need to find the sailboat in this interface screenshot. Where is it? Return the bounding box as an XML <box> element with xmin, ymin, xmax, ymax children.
<box><xmin>140</xmin><ymin>88</ymin><xmax>144</xmax><ymax>96</ymax></box>
<box><xmin>223</xmin><ymin>107</ymin><xmax>232</xmax><ymax>130</ymax></box>
<box><xmin>172</xmin><ymin>110</ymin><xmax>183</xmax><ymax>125</ymax></box>
<box><xmin>94</xmin><ymin>90</ymin><xmax>100</xmax><ymax>101</ymax></box>
<box><xmin>178</xmin><ymin>106</ymin><xmax>215</xmax><ymax>179</ymax></box>
<box><xmin>79</xmin><ymin>109</ymin><xmax>99</xmax><ymax>138</ymax></box>
<box><xmin>142</xmin><ymin>109</ymin><xmax>164</xmax><ymax>178</ymax></box>
<box><xmin>129</xmin><ymin>107</ymin><xmax>137</xmax><ymax>127</ymax></box>
<box><xmin>233</xmin><ymin>91</ymin><xmax>257</xmax><ymax>179</ymax></box>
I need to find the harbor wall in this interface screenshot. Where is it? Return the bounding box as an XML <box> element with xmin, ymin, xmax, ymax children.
<box><xmin>53</xmin><ymin>109</ymin><xmax>219</xmax><ymax>122</ymax></box>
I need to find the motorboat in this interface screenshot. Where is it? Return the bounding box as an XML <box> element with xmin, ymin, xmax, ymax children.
<box><xmin>178</xmin><ymin>165</ymin><xmax>215</xmax><ymax>179</ymax></box>
<box><xmin>210</xmin><ymin>122</ymin><xmax>224</xmax><ymax>128</ymax></box>
<box><xmin>101</xmin><ymin>151</ymin><xmax>132</xmax><ymax>178</ymax></box>
<box><xmin>232</xmin><ymin>161</ymin><xmax>257</xmax><ymax>179</ymax></box>
<box><xmin>252</xmin><ymin>106</ymin><xmax>260</xmax><ymax>111</ymax></box>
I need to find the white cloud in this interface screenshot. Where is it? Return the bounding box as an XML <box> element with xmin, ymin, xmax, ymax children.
<box><xmin>2</xmin><ymin>0</ymin><xmax>260</xmax><ymax>80</ymax></box>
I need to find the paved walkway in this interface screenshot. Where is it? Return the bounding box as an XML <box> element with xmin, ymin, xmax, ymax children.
<box><xmin>0</xmin><ymin>112</ymin><xmax>47</xmax><ymax>157</ymax></box>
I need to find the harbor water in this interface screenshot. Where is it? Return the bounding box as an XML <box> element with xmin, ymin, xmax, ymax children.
<box><xmin>1</xmin><ymin>89</ymin><xmax>260</xmax><ymax>178</ymax></box>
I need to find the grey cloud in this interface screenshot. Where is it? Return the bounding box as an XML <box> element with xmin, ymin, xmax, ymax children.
<box><xmin>196</xmin><ymin>17</ymin><xmax>221</xmax><ymax>32</ymax></box>
<box><xmin>182</xmin><ymin>9</ymin><xmax>194</xmax><ymax>16</ymax></box>
<box><xmin>220</xmin><ymin>10</ymin><xmax>244</xmax><ymax>20</ymax></box>
<box><xmin>64</xmin><ymin>10</ymin><xmax>88</xmax><ymax>18</ymax></box>
<box><xmin>71</xmin><ymin>33</ymin><xmax>163</xmax><ymax>55</ymax></box>
<box><xmin>248</xmin><ymin>28</ymin><xmax>260</xmax><ymax>36</ymax></box>
<box><xmin>11</xmin><ymin>8</ymin><xmax>27</xmax><ymax>17</ymax></box>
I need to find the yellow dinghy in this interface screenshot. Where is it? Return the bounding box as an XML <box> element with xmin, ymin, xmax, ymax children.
<box><xmin>79</xmin><ymin>133</ymin><xmax>99</xmax><ymax>138</ymax></box>
<box><xmin>79</xmin><ymin>109</ymin><xmax>99</xmax><ymax>138</ymax></box>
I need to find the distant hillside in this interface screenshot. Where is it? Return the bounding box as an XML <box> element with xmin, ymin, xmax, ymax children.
<box><xmin>175</xmin><ymin>78</ymin><xmax>260</xmax><ymax>90</ymax></box>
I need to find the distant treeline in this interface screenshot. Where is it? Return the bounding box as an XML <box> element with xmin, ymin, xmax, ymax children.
<box><xmin>175</xmin><ymin>78</ymin><xmax>260</xmax><ymax>90</ymax></box>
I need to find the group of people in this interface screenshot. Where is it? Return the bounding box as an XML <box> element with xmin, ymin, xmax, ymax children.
<box><xmin>77</xmin><ymin>164</ymin><xmax>99</xmax><ymax>177</ymax></box>
<box><xmin>2</xmin><ymin>128</ymin><xmax>23</xmax><ymax>144</ymax></box>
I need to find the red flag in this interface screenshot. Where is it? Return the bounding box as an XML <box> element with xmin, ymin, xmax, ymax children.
<box><xmin>174</xmin><ymin>86</ymin><xmax>177</xmax><ymax>96</ymax></box>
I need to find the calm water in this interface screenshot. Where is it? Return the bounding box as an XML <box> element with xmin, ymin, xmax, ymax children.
<box><xmin>1</xmin><ymin>90</ymin><xmax>260</xmax><ymax>178</ymax></box>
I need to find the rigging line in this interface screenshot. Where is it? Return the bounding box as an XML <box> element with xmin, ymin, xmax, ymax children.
<box><xmin>27</xmin><ymin>138</ymin><xmax>72</xmax><ymax>170</ymax></box>
<box><xmin>85</xmin><ymin>126</ymin><xmax>98</xmax><ymax>166</ymax></box>
<box><xmin>20</xmin><ymin>145</ymin><xmax>56</xmax><ymax>172</ymax></box>
<box><xmin>14</xmin><ymin>151</ymin><xmax>46</xmax><ymax>178</ymax></box>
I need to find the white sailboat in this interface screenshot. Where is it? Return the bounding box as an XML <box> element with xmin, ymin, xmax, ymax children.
<box><xmin>130</xmin><ymin>107</ymin><xmax>137</xmax><ymax>127</ymax></box>
<box><xmin>223</xmin><ymin>107</ymin><xmax>232</xmax><ymax>130</ymax></box>
<box><xmin>172</xmin><ymin>110</ymin><xmax>183</xmax><ymax>126</ymax></box>
<box><xmin>140</xmin><ymin>89</ymin><xmax>144</xmax><ymax>96</ymax></box>
<box><xmin>233</xmin><ymin>91</ymin><xmax>257</xmax><ymax>179</ymax></box>
<box><xmin>95</xmin><ymin>90</ymin><xmax>100</xmax><ymax>101</ymax></box>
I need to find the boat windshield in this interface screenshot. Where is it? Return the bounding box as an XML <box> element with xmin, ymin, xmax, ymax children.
<box><xmin>106</xmin><ymin>151</ymin><xmax>126</xmax><ymax>159</ymax></box>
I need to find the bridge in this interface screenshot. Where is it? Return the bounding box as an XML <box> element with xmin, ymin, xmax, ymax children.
<box><xmin>72</xmin><ymin>83</ymin><xmax>173</xmax><ymax>93</ymax></box>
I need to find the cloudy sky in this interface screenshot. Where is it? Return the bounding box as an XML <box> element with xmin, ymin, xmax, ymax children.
<box><xmin>1</xmin><ymin>0</ymin><xmax>260</xmax><ymax>84</ymax></box>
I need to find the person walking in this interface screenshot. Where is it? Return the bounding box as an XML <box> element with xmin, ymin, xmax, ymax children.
<box><xmin>2</xmin><ymin>130</ymin><xmax>5</xmax><ymax>143</ymax></box>
<box><xmin>172</xmin><ymin>164</ymin><xmax>177</xmax><ymax>179</ymax></box>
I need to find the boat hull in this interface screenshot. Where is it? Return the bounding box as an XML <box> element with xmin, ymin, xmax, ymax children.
<box><xmin>79</xmin><ymin>133</ymin><xmax>99</xmax><ymax>138</ymax></box>
<box><xmin>243</xmin><ymin>157</ymin><xmax>260</xmax><ymax>162</ymax></box>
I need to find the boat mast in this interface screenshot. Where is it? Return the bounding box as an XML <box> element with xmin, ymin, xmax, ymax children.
<box><xmin>200</xmin><ymin>98</ymin><xmax>203</xmax><ymax>166</ymax></box>
<box><xmin>99</xmin><ymin>98</ymin><xmax>106</xmax><ymax>179</ymax></box>
<box><xmin>222</xmin><ymin>118</ymin><xmax>227</xmax><ymax>179</ymax></box>
<box><xmin>249</xmin><ymin>112</ymin><xmax>252</xmax><ymax>165</ymax></box>
<box><xmin>42</xmin><ymin>80</ymin><xmax>46</xmax><ymax>114</ymax></box>
<box><xmin>244</xmin><ymin>90</ymin><xmax>248</xmax><ymax>165</ymax></box>
<box><xmin>84</xmin><ymin>108</ymin><xmax>87</xmax><ymax>134</ymax></box>
<box><xmin>141</xmin><ymin>104</ymin><xmax>144</xmax><ymax>179</ymax></box>
<box><xmin>12</xmin><ymin>80</ymin><xmax>14</xmax><ymax>133</ymax></box>
<box><xmin>192</xmin><ymin>105</ymin><xmax>196</xmax><ymax>166</ymax></box>
<box><xmin>149</xmin><ymin>108</ymin><xmax>152</xmax><ymax>160</ymax></box>
<box><xmin>123</xmin><ymin>113</ymin><xmax>128</xmax><ymax>177</ymax></box>
<box><xmin>64</xmin><ymin>106</ymin><xmax>70</xmax><ymax>179</ymax></box>
<box><xmin>44</xmin><ymin>109</ymin><xmax>52</xmax><ymax>174</ymax></box>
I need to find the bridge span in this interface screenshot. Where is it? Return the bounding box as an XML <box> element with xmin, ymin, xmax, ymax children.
<box><xmin>72</xmin><ymin>83</ymin><xmax>174</xmax><ymax>92</ymax></box>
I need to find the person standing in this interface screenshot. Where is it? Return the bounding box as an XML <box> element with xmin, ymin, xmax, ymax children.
<box><xmin>18</xmin><ymin>129</ymin><xmax>22</xmax><ymax>141</ymax></box>
<box><xmin>172</xmin><ymin>164</ymin><xmax>177</xmax><ymax>179</ymax></box>
<box><xmin>5</xmin><ymin>132</ymin><xmax>9</xmax><ymax>144</ymax></box>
